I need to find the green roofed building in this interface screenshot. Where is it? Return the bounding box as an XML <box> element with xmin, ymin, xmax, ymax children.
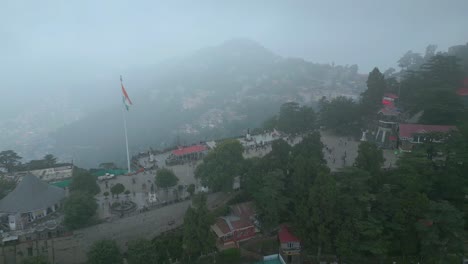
<box><xmin>50</xmin><ymin>179</ymin><xmax>72</xmax><ymax>188</ymax></box>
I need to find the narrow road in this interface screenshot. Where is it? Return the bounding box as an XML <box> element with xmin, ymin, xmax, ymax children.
<box><xmin>53</xmin><ymin>192</ymin><xmax>229</xmax><ymax>263</ymax></box>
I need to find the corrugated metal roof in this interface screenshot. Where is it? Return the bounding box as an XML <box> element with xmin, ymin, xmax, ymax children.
<box><xmin>278</xmin><ymin>225</ymin><xmax>300</xmax><ymax>243</ymax></box>
<box><xmin>0</xmin><ymin>175</ymin><xmax>65</xmax><ymax>213</ymax></box>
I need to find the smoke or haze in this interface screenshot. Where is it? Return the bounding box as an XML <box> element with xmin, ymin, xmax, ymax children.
<box><xmin>1</xmin><ymin>0</ymin><xmax>468</xmax><ymax>165</ymax></box>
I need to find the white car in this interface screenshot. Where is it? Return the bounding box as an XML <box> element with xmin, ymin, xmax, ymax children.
<box><xmin>98</xmin><ymin>173</ymin><xmax>115</xmax><ymax>181</ymax></box>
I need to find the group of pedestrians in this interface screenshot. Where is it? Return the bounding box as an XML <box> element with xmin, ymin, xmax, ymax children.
<box><xmin>324</xmin><ymin>137</ymin><xmax>354</xmax><ymax>169</ymax></box>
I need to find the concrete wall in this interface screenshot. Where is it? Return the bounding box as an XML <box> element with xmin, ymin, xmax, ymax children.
<box><xmin>0</xmin><ymin>235</ymin><xmax>86</xmax><ymax>264</ymax></box>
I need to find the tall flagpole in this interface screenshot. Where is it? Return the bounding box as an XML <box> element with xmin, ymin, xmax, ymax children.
<box><xmin>121</xmin><ymin>75</ymin><xmax>131</xmax><ymax>173</ymax></box>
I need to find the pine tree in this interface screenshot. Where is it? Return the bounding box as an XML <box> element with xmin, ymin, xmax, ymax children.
<box><xmin>361</xmin><ymin>67</ymin><xmax>386</xmax><ymax>115</ymax></box>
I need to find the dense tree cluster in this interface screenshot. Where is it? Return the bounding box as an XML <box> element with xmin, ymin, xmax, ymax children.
<box><xmin>65</xmin><ymin>168</ymin><xmax>99</xmax><ymax>230</ymax></box>
<box><xmin>69</xmin><ymin>168</ymin><xmax>100</xmax><ymax>195</ymax></box>
<box><xmin>0</xmin><ymin>150</ymin><xmax>22</xmax><ymax>173</ymax></box>
<box><xmin>0</xmin><ymin>151</ymin><xmax>65</xmax><ymax>173</ymax></box>
<box><xmin>126</xmin><ymin>238</ymin><xmax>159</xmax><ymax>264</ymax></box>
<box><xmin>155</xmin><ymin>168</ymin><xmax>179</xmax><ymax>190</ymax></box>
<box><xmin>241</xmin><ymin>130</ymin><xmax>468</xmax><ymax>262</ymax></box>
<box><xmin>87</xmin><ymin>240</ymin><xmax>123</xmax><ymax>264</ymax></box>
<box><xmin>243</xmin><ymin>133</ymin><xmax>328</xmax><ymax>234</ymax></box>
<box><xmin>124</xmin><ymin>230</ymin><xmax>185</xmax><ymax>264</ymax></box>
<box><xmin>21</xmin><ymin>154</ymin><xmax>58</xmax><ymax>170</ymax></box>
<box><xmin>183</xmin><ymin>193</ymin><xmax>216</xmax><ymax>259</ymax></box>
<box><xmin>0</xmin><ymin>178</ymin><xmax>16</xmax><ymax>199</ymax></box>
<box><xmin>195</xmin><ymin>139</ymin><xmax>244</xmax><ymax>192</ymax></box>
<box><xmin>63</xmin><ymin>191</ymin><xmax>98</xmax><ymax>229</ymax></box>
<box><xmin>318</xmin><ymin>96</ymin><xmax>361</xmax><ymax>136</ymax></box>
<box><xmin>318</xmin><ymin>48</ymin><xmax>468</xmax><ymax>137</ymax></box>
<box><xmin>263</xmin><ymin>102</ymin><xmax>316</xmax><ymax>134</ymax></box>
<box><xmin>400</xmin><ymin>54</ymin><xmax>465</xmax><ymax>124</ymax></box>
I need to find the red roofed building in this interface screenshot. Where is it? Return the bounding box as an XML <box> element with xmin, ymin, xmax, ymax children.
<box><xmin>457</xmin><ymin>87</ymin><xmax>468</xmax><ymax>107</ymax></box>
<box><xmin>398</xmin><ymin>124</ymin><xmax>457</xmax><ymax>152</ymax></box>
<box><xmin>278</xmin><ymin>225</ymin><xmax>301</xmax><ymax>263</ymax></box>
<box><xmin>374</xmin><ymin>93</ymin><xmax>401</xmax><ymax>149</ymax></box>
<box><xmin>457</xmin><ymin>77</ymin><xmax>468</xmax><ymax>106</ymax></box>
<box><xmin>165</xmin><ymin>144</ymin><xmax>208</xmax><ymax>165</ymax></box>
<box><xmin>457</xmin><ymin>87</ymin><xmax>468</xmax><ymax>96</ymax></box>
<box><xmin>211</xmin><ymin>202</ymin><xmax>258</xmax><ymax>250</ymax></box>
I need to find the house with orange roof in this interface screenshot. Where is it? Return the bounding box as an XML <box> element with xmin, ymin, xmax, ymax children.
<box><xmin>210</xmin><ymin>202</ymin><xmax>258</xmax><ymax>250</ymax></box>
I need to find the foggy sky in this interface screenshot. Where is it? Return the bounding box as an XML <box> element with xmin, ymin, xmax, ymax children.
<box><xmin>2</xmin><ymin>0</ymin><xmax>468</xmax><ymax>117</ymax></box>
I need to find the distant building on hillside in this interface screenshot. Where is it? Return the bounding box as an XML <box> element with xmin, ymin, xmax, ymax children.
<box><xmin>211</xmin><ymin>202</ymin><xmax>258</xmax><ymax>250</ymax></box>
<box><xmin>397</xmin><ymin>124</ymin><xmax>457</xmax><ymax>152</ymax></box>
<box><xmin>238</xmin><ymin>130</ymin><xmax>281</xmax><ymax>149</ymax></box>
<box><xmin>0</xmin><ymin>175</ymin><xmax>65</xmax><ymax>231</ymax></box>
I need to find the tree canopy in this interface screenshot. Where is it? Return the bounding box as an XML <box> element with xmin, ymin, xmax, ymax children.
<box><xmin>252</xmin><ymin>169</ymin><xmax>286</xmax><ymax>233</ymax></box>
<box><xmin>63</xmin><ymin>191</ymin><xmax>98</xmax><ymax>229</ymax></box>
<box><xmin>319</xmin><ymin>96</ymin><xmax>361</xmax><ymax>136</ymax></box>
<box><xmin>110</xmin><ymin>183</ymin><xmax>125</xmax><ymax>198</ymax></box>
<box><xmin>87</xmin><ymin>240</ymin><xmax>123</xmax><ymax>264</ymax></box>
<box><xmin>126</xmin><ymin>239</ymin><xmax>158</xmax><ymax>264</ymax></box>
<box><xmin>155</xmin><ymin>168</ymin><xmax>179</xmax><ymax>190</ymax></box>
<box><xmin>183</xmin><ymin>193</ymin><xmax>215</xmax><ymax>258</ymax></box>
<box><xmin>263</xmin><ymin>102</ymin><xmax>316</xmax><ymax>134</ymax></box>
<box><xmin>69</xmin><ymin>168</ymin><xmax>100</xmax><ymax>195</ymax></box>
<box><xmin>195</xmin><ymin>139</ymin><xmax>244</xmax><ymax>192</ymax></box>
<box><xmin>0</xmin><ymin>150</ymin><xmax>22</xmax><ymax>173</ymax></box>
<box><xmin>399</xmin><ymin>54</ymin><xmax>465</xmax><ymax>124</ymax></box>
<box><xmin>22</xmin><ymin>154</ymin><xmax>58</xmax><ymax>170</ymax></box>
<box><xmin>354</xmin><ymin>141</ymin><xmax>384</xmax><ymax>179</ymax></box>
<box><xmin>0</xmin><ymin>178</ymin><xmax>16</xmax><ymax>199</ymax></box>
<box><xmin>241</xmin><ymin>121</ymin><xmax>467</xmax><ymax>262</ymax></box>
<box><xmin>187</xmin><ymin>183</ymin><xmax>196</xmax><ymax>196</ymax></box>
<box><xmin>360</xmin><ymin>67</ymin><xmax>386</xmax><ymax>116</ymax></box>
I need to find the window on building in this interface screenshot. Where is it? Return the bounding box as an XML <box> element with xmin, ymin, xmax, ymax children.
<box><xmin>27</xmin><ymin>247</ymin><xmax>33</xmax><ymax>256</ymax></box>
<box><xmin>287</xmin><ymin>242</ymin><xmax>295</xmax><ymax>248</ymax></box>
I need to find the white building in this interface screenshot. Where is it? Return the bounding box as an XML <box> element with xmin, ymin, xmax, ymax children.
<box><xmin>27</xmin><ymin>165</ymin><xmax>74</xmax><ymax>182</ymax></box>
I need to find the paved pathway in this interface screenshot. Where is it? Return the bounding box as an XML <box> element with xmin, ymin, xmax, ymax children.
<box><xmin>243</xmin><ymin>131</ymin><xmax>399</xmax><ymax>171</ymax></box>
<box><xmin>320</xmin><ymin>131</ymin><xmax>399</xmax><ymax>171</ymax></box>
<box><xmin>81</xmin><ymin>192</ymin><xmax>227</xmax><ymax>249</ymax></box>
<box><xmin>54</xmin><ymin>192</ymin><xmax>229</xmax><ymax>263</ymax></box>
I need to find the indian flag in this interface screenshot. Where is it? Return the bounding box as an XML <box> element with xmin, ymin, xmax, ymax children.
<box><xmin>121</xmin><ymin>79</ymin><xmax>133</xmax><ymax>111</ymax></box>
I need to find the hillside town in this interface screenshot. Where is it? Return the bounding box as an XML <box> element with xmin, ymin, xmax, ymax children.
<box><xmin>1</xmin><ymin>4</ymin><xmax>468</xmax><ymax>262</ymax></box>
<box><xmin>0</xmin><ymin>78</ymin><xmax>466</xmax><ymax>262</ymax></box>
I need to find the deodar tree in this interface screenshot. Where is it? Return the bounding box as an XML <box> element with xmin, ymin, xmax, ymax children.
<box><xmin>0</xmin><ymin>150</ymin><xmax>22</xmax><ymax>173</ymax></box>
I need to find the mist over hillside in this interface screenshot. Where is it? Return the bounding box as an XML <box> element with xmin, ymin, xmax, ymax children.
<box><xmin>51</xmin><ymin>39</ymin><xmax>366</xmax><ymax>167</ymax></box>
